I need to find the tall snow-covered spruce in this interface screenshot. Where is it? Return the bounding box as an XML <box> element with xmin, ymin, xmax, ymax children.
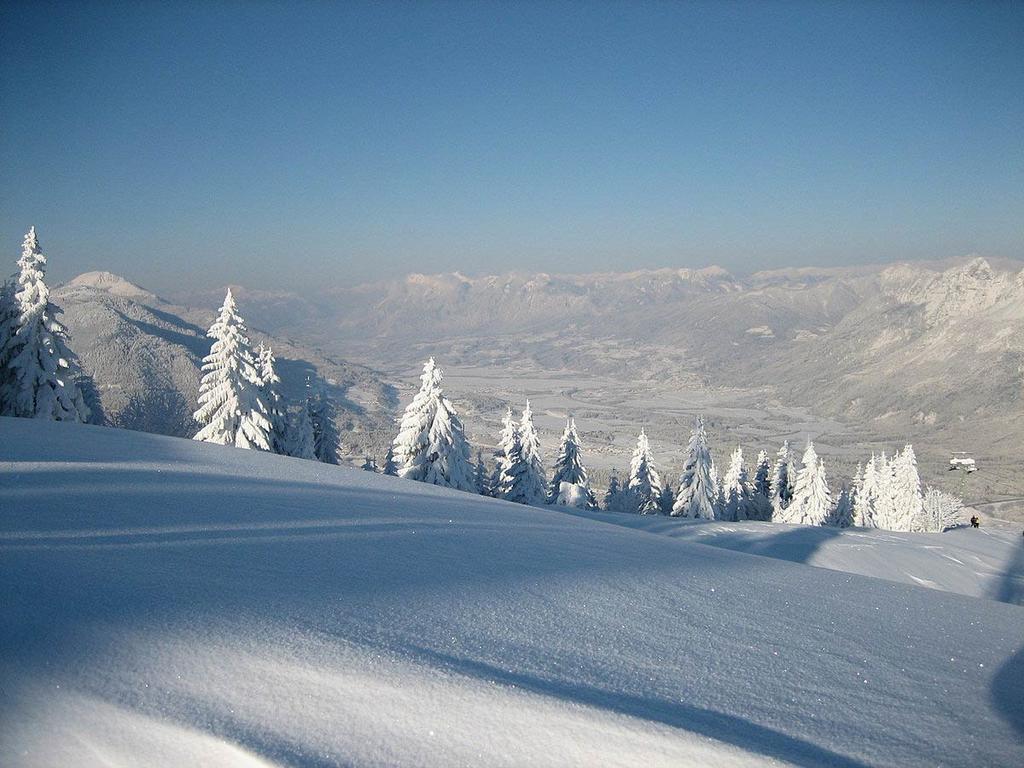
<box><xmin>721</xmin><ymin>446</ymin><xmax>753</xmax><ymax>522</ymax></box>
<box><xmin>548</xmin><ymin>417</ymin><xmax>597</xmax><ymax>509</ymax></box>
<box><xmin>872</xmin><ymin>452</ymin><xmax>898</xmax><ymax>530</ymax></box>
<box><xmin>517</xmin><ymin>400</ymin><xmax>548</xmax><ymax>506</ymax></box>
<box><xmin>769</xmin><ymin>441</ymin><xmax>796</xmax><ymax>518</ymax></box>
<box><xmin>495</xmin><ymin>418</ymin><xmax>531</xmax><ymax>504</ymax></box>
<box><xmin>391</xmin><ymin>358</ymin><xmax>475</xmax><ymax>491</ymax></box>
<box><xmin>627</xmin><ymin>428</ymin><xmax>663</xmax><ymax>514</ymax></box>
<box><xmin>783</xmin><ymin>441</ymin><xmax>831</xmax><ymax>526</ymax></box>
<box><xmin>491</xmin><ymin>407</ymin><xmax>518</xmax><ymax>497</ymax></box>
<box><xmin>255</xmin><ymin>343</ymin><xmax>289</xmax><ymax>455</ymax></box>
<box><xmin>853</xmin><ymin>455</ymin><xmax>879</xmax><ymax>528</ymax></box>
<box><xmin>893</xmin><ymin>445</ymin><xmax>925</xmax><ymax>532</ymax></box>
<box><xmin>672</xmin><ymin>416</ymin><xmax>717</xmax><ymax>519</ymax></box>
<box><xmin>0</xmin><ymin>227</ymin><xmax>91</xmax><ymax>422</ymax></box>
<box><xmin>193</xmin><ymin>289</ymin><xmax>271</xmax><ymax>449</ymax></box>
<box><xmin>749</xmin><ymin>449</ymin><xmax>773</xmax><ymax>521</ymax></box>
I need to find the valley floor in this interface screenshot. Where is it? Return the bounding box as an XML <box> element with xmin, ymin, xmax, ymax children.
<box><xmin>1</xmin><ymin>419</ymin><xmax>1022</xmax><ymax>767</ymax></box>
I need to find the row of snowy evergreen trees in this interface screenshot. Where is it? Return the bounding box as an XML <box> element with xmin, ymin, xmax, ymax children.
<box><xmin>191</xmin><ymin>289</ymin><xmax>341</xmax><ymax>463</ymax></box>
<box><xmin>0</xmin><ymin>228</ymin><xmax>964</xmax><ymax>534</ymax></box>
<box><xmin>383</xmin><ymin>358</ymin><xmax>962</xmax><ymax>532</ymax></box>
<box><xmin>0</xmin><ymin>228</ymin><xmax>93</xmax><ymax>422</ymax></box>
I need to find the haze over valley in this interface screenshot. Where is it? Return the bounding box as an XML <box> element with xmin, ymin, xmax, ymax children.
<box><xmin>58</xmin><ymin>253</ymin><xmax>1024</xmax><ymax>518</ymax></box>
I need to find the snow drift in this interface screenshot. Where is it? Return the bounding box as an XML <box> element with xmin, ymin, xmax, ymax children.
<box><xmin>1</xmin><ymin>418</ymin><xmax>1022</xmax><ymax>767</ymax></box>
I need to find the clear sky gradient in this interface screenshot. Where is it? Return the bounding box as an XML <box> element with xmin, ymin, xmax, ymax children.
<box><xmin>1</xmin><ymin>0</ymin><xmax>1022</xmax><ymax>293</ymax></box>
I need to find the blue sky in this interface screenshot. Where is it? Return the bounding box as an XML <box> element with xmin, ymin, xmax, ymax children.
<box><xmin>1</xmin><ymin>0</ymin><xmax>1022</xmax><ymax>293</ymax></box>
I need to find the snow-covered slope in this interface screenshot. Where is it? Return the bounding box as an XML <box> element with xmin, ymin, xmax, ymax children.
<box><xmin>561</xmin><ymin>513</ymin><xmax>1024</xmax><ymax>605</ymax></box>
<box><xmin>1</xmin><ymin>419</ymin><xmax>1022</xmax><ymax>767</ymax></box>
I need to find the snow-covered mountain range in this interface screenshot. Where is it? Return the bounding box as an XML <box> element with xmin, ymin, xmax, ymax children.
<box><xmin>167</xmin><ymin>256</ymin><xmax>1023</xmax><ymax>507</ymax></box>
<box><xmin>63</xmin><ymin>256</ymin><xmax>1024</xmax><ymax>509</ymax></box>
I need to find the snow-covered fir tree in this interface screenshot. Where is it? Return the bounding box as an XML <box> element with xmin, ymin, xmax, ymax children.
<box><xmin>749</xmin><ymin>449</ymin><xmax>774</xmax><ymax>521</ymax></box>
<box><xmin>0</xmin><ymin>227</ymin><xmax>90</xmax><ymax>422</ymax></box>
<box><xmin>491</xmin><ymin>407</ymin><xmax>517</xmax><ymax>497</ymax></box>
<box><xmin>710</xmin><ymin>458</ymin><xmax>723</xmax><ymax>517</ymax></box>
<box><xmin>893</xmin><ymin>445</ymin><xmax>925</xmax><ymax>532</ymax></box>
<box><xmin>829</xmin><ymin>486</ymin><xmax>854</xmax><ymax>528</ymax></box>
<box><xmin>473</xmin><ymin>450</ymin><xmax>491</xmax><ymax>496</ymax></box>
<box><xmin>671</xmin><ymin>417</ymin><xmax>717</xmax><ymax>519</ymax></box>
<box><xmin>381</xmin><ymin>444</ymin><xmax>398</xmax><ymax>476</ymax></box>
<box><xmin>627</xmin><ymin>428</ymin><xmax>663</xmax><ymax>514</ymax></box>
<box><xmin>769</xmin><ymin>441</ymin><xmax>796</xmax><ymax>518</ymax></box>
<box><xmin>309</xmin><ymin>377</ymin><xmax>341</xmax><ymax>465</ymax></box>
<box><xmin>285</xmin><ymin>384</ymin><xmax>317</xmax><ymax>460</ymax></box>
<box><xmin>603</xmin><ymin>470</ymin><xmax>623</xmax><ymax>512</ymax></box>
<box><xmin>921</xmin><ymin>488</ymin><xmax>963</xmax><ymax>532</ymax></box>
<box><xmin>849</xmin><ymin>446</ymin><xmax>927</xmax><ymax>532</ymax></box>
<box><xmin>517</xmin><ymin>400</ymin><xmax>548</xmax><ymax>506</ymax></box>
<box><xmin>496</xmin><ymin>421</ymin><xmax>532</xmax><ymax>504</ymax></box>
<box><xmin>721</xmin><ymin>446</ymin><xmax>754</xmax><ymax>522</ymax></box>
<box><xmin>193</xmin><ymin>289</ymin><xmax>270</xmax><ymax>449</ymax></box>
<box><xmin>853</xmin><ymin>456</ymin><xmax>878</xmax><ymax>527</ymax></box>
<box><xmin>361</xmin><ymin>456</ymin><xmax>378</xmax><ymax>472</ymax></box>
<box><xmin>783</xmin><ymin>442</ymin><xmax>831</xmax><ymax>525</ymax></box>
<box><xmin>872</xmin><ymin>452</ymin><xmax>898</xmax><ymax>530</ymax></box>
<box><xmin>547</xmin><ymin>417</ymin><xmax>597</xmax><ymax>509</ymax></box>
<box><xmin>255</xmin><ymin>343</ymin><xmax>289</xmax><ymax>455</ymax></box>
<box><xmin>391</xmin><ymin>358</ymin><xmax>475</xmax><ymax>491</ymax></box>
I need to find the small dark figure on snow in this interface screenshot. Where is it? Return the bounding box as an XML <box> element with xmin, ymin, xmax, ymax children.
<box><xmin>970</xmin><ymin>515</ymin><xmax>980</xmax><ymax>529</ymax></box>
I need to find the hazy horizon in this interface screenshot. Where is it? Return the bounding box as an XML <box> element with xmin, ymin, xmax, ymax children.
<box><xmin>2</xmin><ymin>1</ymin><xmax>1022</xmax><ymax>295</ymax></box>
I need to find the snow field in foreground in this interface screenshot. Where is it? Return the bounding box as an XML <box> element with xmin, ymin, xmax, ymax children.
<box><xmin>1</xmin><ymin>418</ymin><xmax>1022</xmax><ymax>767</ymax></box>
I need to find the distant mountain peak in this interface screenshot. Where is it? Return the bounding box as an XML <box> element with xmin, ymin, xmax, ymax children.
<box><xmin>883</xmin><ymin>255</ymin><xmax>1020</xmax><ymax>325</ymax></box>
<box><xmin>66</xmin><ymin>271</ymin><xmax>156</xmax><ymax>301</ymax></box>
